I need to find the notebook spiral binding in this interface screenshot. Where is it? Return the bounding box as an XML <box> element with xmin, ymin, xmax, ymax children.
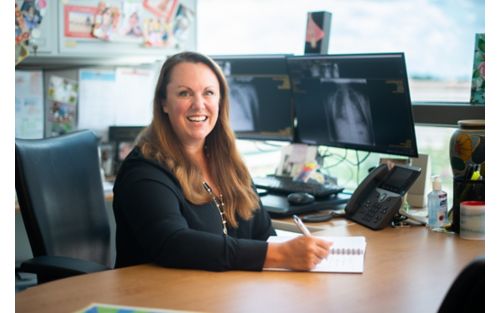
<box><xmin>331</xmin><ymin>248</ymin><xmax>364</xmax><ymax>255</ymax></box>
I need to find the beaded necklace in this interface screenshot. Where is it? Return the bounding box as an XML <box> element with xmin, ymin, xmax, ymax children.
<box><xmin>202</xmin><ymin>182</ymin><xmax>228</xmax><ymax>236</ymax></box>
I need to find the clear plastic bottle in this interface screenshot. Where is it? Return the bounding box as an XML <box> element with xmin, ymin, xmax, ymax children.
<box><xmin>427</xmin><ymin>176</ymin><xmax>448</xmax><ymax>229</ymax></box>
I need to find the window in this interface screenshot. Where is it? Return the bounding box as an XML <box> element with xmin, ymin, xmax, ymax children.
<box><xmin>198</xmin><ymin>0</ymin><xmax>485</xmax><ymax>207</ymax></box>
<box><xmin>198</xmin><ymin>0</ymin><xmax>484</xmax><ymax>102</ymax></box>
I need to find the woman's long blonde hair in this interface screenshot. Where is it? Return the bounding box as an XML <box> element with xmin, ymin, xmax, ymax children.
<box><xmin>138</xmin><ymin>51</ymin><xmax>260</xmax><ymax>227</ymax></box>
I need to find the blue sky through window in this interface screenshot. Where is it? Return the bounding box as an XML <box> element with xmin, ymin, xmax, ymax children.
<box><xmin>198</xmin><ymin>0</ymin><xmax>485</xmax><ymax>81</ymax></box>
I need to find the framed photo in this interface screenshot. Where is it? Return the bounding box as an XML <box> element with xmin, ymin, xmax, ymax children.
<box><xmin>470</xmin><ymin>33</ymin><xmax>485</xmax><ymax>105</ymax></box>
<box><xmin>64</xmin><ymin>5</ymin><xmax>98</xmax><ymax>38</ymax></box>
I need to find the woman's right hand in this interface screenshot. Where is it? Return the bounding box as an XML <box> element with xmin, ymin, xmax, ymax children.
<box><xmin>264</xmin><ymin>236</ymin><xmax>333</xmax><ymax>271</ymax></box>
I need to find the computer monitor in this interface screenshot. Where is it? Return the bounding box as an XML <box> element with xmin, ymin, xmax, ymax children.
<box><xmin>287</xmin><ymin>53</ymin><xmax>418</xmax><ymax>157</ymax></box>
<box><xmin>212</xmin><ymin>55</ymin><xmax>294</xmax><ymax>141</ymax></box>
<box><xmin>108</xmin><ymin>126</ymin><xmax>146</xmax><ymax>174</ymax></box>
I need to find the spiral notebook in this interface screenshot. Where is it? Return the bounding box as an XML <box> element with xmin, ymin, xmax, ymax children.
<box><xmin>266</xmin><ymin>236</ymin><xmax>366</xmax><ymax>273</ymax></box>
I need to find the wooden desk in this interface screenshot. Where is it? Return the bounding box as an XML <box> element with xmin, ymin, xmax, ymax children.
<box><xmin>16</xmin><ymin>224</ymin><xmax>484</xmax><ymax>313</ymax></box>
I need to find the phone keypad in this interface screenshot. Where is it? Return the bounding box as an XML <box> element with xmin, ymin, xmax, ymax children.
<box><xmin>349</xmin><ymin>191</ymin><xmax>402</xmax><ymax>230</ymax></box>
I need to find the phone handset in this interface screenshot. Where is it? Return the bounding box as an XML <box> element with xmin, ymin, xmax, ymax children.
<box><xmin>345</xmin><ymin>164</ymin><xmax>389</xmax><ymax>217</ymax></box>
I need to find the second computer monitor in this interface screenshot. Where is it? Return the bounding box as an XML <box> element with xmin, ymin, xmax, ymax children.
<box><xmin>212</xmin><ymin>55</ymin><xmax>294</xmax><ymax>141</ymax></box>
<box><xmin>287</xmin><ymin>53</ymin><xmax>418</xmax><ymax>157</ymax></box>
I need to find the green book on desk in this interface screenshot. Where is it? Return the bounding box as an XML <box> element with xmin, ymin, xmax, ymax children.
<box><xmin>265</xmin><ymin>236</ymin><xmax>366</xmax><ymax>273</ymax></box>
<box><xmin>77</xmin><ymin>303</ymin><xmax>203</xmax><ymax>313</ymax></box>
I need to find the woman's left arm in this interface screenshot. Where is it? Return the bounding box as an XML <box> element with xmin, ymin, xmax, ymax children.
<box><xmin>250</xmin><ymin>198</ymin><xmax>277</xmax><ymax>240</ymax></box>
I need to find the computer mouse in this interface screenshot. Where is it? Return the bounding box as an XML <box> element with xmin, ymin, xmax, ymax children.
<box><xmin>301</xmin><ymin>210</ymin><xmax>344</xmax><ymax>223</ymax></box>
<box><xmin>287</xmin><ymin>192</ymin><xmax>315</xmax><ymax>205</ymax></box>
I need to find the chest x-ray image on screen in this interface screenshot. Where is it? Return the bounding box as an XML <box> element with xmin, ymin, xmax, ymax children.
<box><xmin>212</xmin><ymin>55</ymin><xmax>294</xmax><ymax>141</ymax></box>
<box><xmin>308</xmin><ymin>61</ymin><xmax>375</xmax><ymax>146</ymax></box>
<box><xmin>225</xmin><ymin>75</ymin><xmax>259</xmax><ymax>132</ymax></box>
<box><xmin>323</xmin><ymin>79</ymin><xmax>375</xmax><ymax>146</ymax></box>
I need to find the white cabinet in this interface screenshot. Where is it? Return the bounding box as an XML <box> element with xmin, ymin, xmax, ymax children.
<box><xmin>17</xmin><ymin>0</ymin><xmax>197</xmax><ymax>68</ymax></box>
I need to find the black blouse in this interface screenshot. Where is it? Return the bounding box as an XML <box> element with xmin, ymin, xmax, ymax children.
<box><xmin>113</xmin><ymin>147</ymin><xmax>276</xmax><ymax>271</ymax></box>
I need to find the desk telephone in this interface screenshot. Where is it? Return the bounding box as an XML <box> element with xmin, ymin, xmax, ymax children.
<box><xmin>345</xmin><ymin>163</ymin><xmax>421</xmax><ymax>230</ymax></box>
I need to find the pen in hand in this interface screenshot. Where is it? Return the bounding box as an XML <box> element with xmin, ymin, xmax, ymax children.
<box><xmin>293</xmin><ymin>214</ymin><xmax>312</xmax><ymax>237</ymax></box>
<box><xmin>293</xmin><ymin>214</ymin><xmax>331</xmax><ymax>263</ymax></box>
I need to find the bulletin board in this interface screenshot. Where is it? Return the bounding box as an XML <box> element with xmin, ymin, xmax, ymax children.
<box><xmin>58</xmin><ymin>0</ymin><xmax>197</xmax><ymax>57</ymax></box>
<box><xmin>15</xmin><ymin>0</ymin><xmax>58</xmax><ymax>62</ymax></box>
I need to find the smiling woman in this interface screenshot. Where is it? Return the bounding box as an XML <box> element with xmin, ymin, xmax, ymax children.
<box><xmin>112</xmin><ymin>51</ymin><xmax>335</xmax><ymax>272</ymax></box>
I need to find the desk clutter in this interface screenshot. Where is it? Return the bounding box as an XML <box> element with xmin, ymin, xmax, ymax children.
<box><xmin>257</xmin><ymin>144</ymin><xmax>350</xmax><ymax>218</ymax></box>
<box><xmin>448</xmin><ymin>120</ymin><xmax>485</xmax><ymax>236</ymax></box>
<box><xmin>263</xmin><ymin>163</ymin><xmax>423</xmax><ymax>233</ymax></box>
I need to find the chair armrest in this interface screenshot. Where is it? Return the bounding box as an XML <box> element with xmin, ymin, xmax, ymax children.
<box><xmin>20</xmin><ymin>255</ymin><xmax>110</xmax><ymax>283</ymax></box>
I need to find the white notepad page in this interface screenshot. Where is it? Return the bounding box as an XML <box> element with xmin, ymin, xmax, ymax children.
<box><xmin>266</xmin><ymin>236</ymin><xmax>366</xmax><ymax>273</ymax></box>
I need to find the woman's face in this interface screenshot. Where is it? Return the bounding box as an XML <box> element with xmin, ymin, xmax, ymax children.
<box><xmin>162</xmin><ymin>62</ymin><xmax>220</xmax><ymax>149</ymax></box>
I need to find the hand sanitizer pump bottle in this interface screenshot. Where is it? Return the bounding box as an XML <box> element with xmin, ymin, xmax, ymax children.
<box><xmin>427</xmin><ymin>176</ymin><xmax>448</xmax><ymax>229</ymax></box>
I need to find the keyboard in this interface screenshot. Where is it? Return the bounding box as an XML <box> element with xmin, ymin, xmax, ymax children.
<box><xmin>261</xmin><ymin>193</ymin><xmax>350</xmax><ymax>218</ymax></box>
<box><xmin>253</xmin><ymin>175</ymin><xmax>344</xmax><ymax>198</ymax></box>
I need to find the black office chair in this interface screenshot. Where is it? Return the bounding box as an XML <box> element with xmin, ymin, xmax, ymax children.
<box><xmin>438</xmin><ymin>256</ymin><xmax>485</xmax><ymax>313</ymax></box>
<box><xmin>15</xmin><ymin>130</ymin><xmax>112</xmax><ymax>284</ymax></box>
